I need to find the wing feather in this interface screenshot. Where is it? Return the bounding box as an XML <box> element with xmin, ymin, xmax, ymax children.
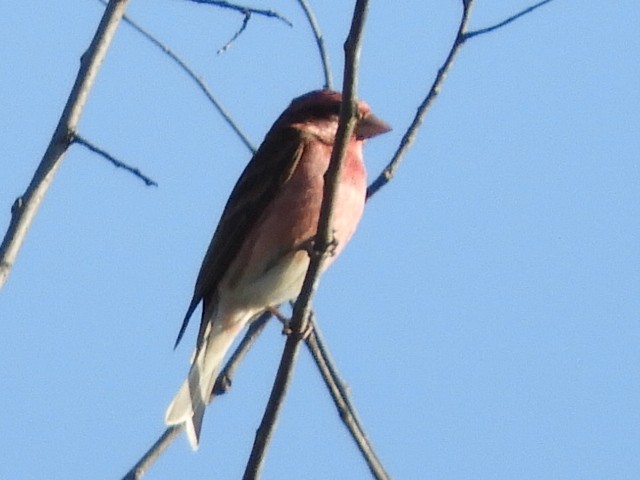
<box><xmin>174</xmin><ymin>126</ymin><xmax>305</xmax><ymax>348</ymax></box>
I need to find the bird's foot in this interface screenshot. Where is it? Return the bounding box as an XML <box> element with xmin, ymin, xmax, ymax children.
<box><xmin>299</xmin><ymin>233</ymin><xmax>339</xmax><ymax>259</ymax></box>
<box><xmin>267</xmin><ymin>306</ymin><xmax>313</xmax><ymax>340</ymax></box>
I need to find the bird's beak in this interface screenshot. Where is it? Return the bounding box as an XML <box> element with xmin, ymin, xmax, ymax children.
<box><xmin>355</xmin><ymin>112</ymin><xmax>392</xmax><ymax>140</ymax></box>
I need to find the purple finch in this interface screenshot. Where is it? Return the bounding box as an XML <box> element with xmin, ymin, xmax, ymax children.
<box><xmin>165</xmin><ymin>89</ymin><xmax>390</xmax><ymax>449</ymax></box>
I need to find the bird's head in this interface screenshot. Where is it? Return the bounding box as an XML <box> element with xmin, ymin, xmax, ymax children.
<box><xmin>280</xmin><ymin>89</ymin><xmax>391</xmax><ymax>143</ymax></box>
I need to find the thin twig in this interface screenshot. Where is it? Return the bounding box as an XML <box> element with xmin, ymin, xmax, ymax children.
<box><xmin>366</xmin><ymin>0</ymin><xmax>555</xmax><ymax>199</ymax></box>
<box><xmin>296</xmin><ymin>0</ymin><xmax>333</xmax><ymax>89</ymax></box>
<box><xmin>217</xmin><ymin>12</ymin><xmax>251</xmax><ymax>54</ymax></box>
<box><xmin>97</xmin><ymin>0</ymin><xmax>257</xmax><ymax>153</ymax></box>
<box><xmin>186</xmin><ymin>0</ymin><xmax>293</xmax><ymax>27</ymax></box>
<box><xmin>465</xmin><ymin>0</ymin><xmax>555</xmax><ymax>40</ymax></box>
<box><xmin>242</xmin><ymin>2</ymin><xmax>371</xmax><ymax>478</ymax></box>
<box><xmin>121</xmin><ymin>312</ymin><xmax>272</xmax><ymax>480</ymax></box>
<box><xmin>366</xmin><ymin>0</ymin><xmax>474</xmax><ymax>200</ymax></box>
<box><xmin>0</xmin><ymin>0</ymin><xmax>130</xmax><ymax>290</ymax></box>
<box><xmin>73</xmin><ymin>134</ymin><xmax>158</xmax><ymax>187</ymax></box>
<box><xmin>305</xmin><ymin>317</ymin><xmax>390</xmax><ymax>479</ymax></box>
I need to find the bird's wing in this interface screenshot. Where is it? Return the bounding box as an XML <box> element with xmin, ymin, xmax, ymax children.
<box><xmin>174</xmin><ymin>126</ymin><xmax>306</xmax><ymax>348</ymax></box>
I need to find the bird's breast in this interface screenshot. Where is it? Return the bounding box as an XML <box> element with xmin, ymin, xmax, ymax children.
<box><xmin>220</xmin><ymin>139</ymin><xmax>366</xmax><ymax>310</ymax></box>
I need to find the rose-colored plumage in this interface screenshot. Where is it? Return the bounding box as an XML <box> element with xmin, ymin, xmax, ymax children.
<box><xmin>165</xmin><ymin>89</ymin><xmax>390</xmax><ymax>449</ymax></box>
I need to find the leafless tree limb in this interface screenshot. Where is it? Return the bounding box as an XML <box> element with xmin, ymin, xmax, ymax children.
<box><xmin>0</xmin><ymin>0</ymin><xmax>130</xmax><ymax>290</ymax></box>
<box><xmin>97</xmin><ymin>0</ymin><xmax>257</xmax><ymax>154</ymax></box>
<box><xmin>121</xmin><ymin>425</ymin><xmax>182</xmax><ymax>480</ymax></box>
<box><xmin>296</xmin><ymin>0</ymin><xmax>333</xmax><ymax>89</ymax></box>
<box><xmin>305</xmin><ymin>316</ymin><xmax>390</xmax><ymax>479</ymax></box>
<box><xmin>73</xmin><ymin>134</ymin><xmax>158</xmax><ymax>187</ymax></box>
<box><xmin>366</xmin><ymin>0</ymin><xmax>474</xmax><ymax>199</ymax></box>
<box><xmin>185</xmin><ymin>0</ymin><xmax>293</xmax><ymax>27</ymax></box>
<box><xmin>366</xmin><ymin>0</ymin><xmax>556</xmax><ymax>199</ymax></box>
<box><xmin>465</xmin><ymin>0</ymin><xmax>555</xmax><ymax>40</ymax></box>
<box><xmin>242</xmin><ymin>1</ymin><xmax>372</xmax><ymax>478</ymax></box>
<box><xmin>121</xmin><ymin>312</ymin><xmax>272</xmax><ymax>480</ymax></box>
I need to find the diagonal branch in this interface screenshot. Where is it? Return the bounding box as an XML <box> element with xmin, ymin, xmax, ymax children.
<box><xmin>121</xmin><ymin>312</ymin><xmax>272</xmax><ymax>480</ymax></box>
<box><xmin>465</xmin><ymin>0</ymin><xmax>555</xmax><ymax>40</ymax></box>
<box><xmin>267</xmin><ymin>303</ymin><xmax>390</xmax><ymax>478</ymax></box>
<box><xmin>121</xmin><ymin>426</ymin><xmax>182</xmax><ymax>480</ymax></box>
<box><xmin>97</xmin><ymin>0</ymin><xmax>257</xmax><ymax>154</ymax></box>
<box><xmin>242</xmin><ymin>2</ymin><xmax>372</xmax><ymax>478</ymax></box>
<box><xmin>0</xmin><ymin>0</ymin><xmax>130</xmax><ymax>290</ymax></box>
<box><xmin>305</xmin><ymin>317</ymin><xmax>390</xmax><ymax>479</ymax></box>
<box><xmin>366</xmin><ymin>0</ymin><xmax>474</xmax><ymax>200</ymax></box>
<box><xmin>366</xmin><ymin>0</ymin><xmax>556</xmax><ymax>199</ymax></box>
<box><xmin>296</xmin><ymin>0</ymin><xmax>333</xmax><ymax>89</ymax></box>
<box><xmin>73</xmin><ymin>134</ymin><xmax>158</xmax><ymax>187</ymax></box>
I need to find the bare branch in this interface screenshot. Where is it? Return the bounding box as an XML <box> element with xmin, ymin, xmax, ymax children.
<box><xmin>121</xmin><ymin>312</ymin><xmax>272</xmax><ymax>479</ymax></box>
<box><xmin>305</xmin><ymin>317</ymin><xmax>390</xmax><ymax>479</ymax></box>
<box><xmin>0</xmin><ymin>0</ymin><xmax>130</xmax><ymax>290</ymax></box>
<box><xmin>465</xmin><ymin>0</ymin><xmax>555</xmax><ymax>40</ymax></box>
<box><xmin>185</xmin><ymin>0</ymin><xmax>293</xmax><ymax>27</ymax></box>
<box><xmin>73</xmin><ymin>134</ymin><xmax>158</xmax><ymax>187</ymax></box>
<box><xmin>121</xmin><ymin>425</ymin><xmax>182</xmax><ymax>480</ymax></box>
<box><xmin>366</xmin><ymin>0</ymin><xmax>474</xmax><ymax>199</ymax></box>
<box><xmin>242</xmin><ymin>1</ymin><xmax>371</xmax><ymax>478</ymax></box>
<box><xmin>296</xmin><ymin>0</ymin><xmax>333</xmax><ymax>89</ymax></box>
<box><xmin>217</xmin><ymin>12</ymin><xmax>251</xmax><ymax>54</ymax></box>
<box><xmin>97</xmin><ymin>0</ymin><xmax>257</xmax><ymax>154</ymax></box>
<box><xmin>366</xmin><ymin>0</ymin><xmax>555</xmax><ymax>199</ymax></box>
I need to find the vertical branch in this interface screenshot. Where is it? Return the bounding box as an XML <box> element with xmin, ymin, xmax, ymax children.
<box><xmin>242</xmin><ymin>1</ymin><xmax>371</xmax><ymax>478</ymax></box>
<box><xmin>0</xmin><ymin>0</ymin><xmax>130</xmax><ymax>289</ymax></box>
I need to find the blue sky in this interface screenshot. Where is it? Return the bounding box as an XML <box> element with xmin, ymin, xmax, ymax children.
<box><xmin>1</xmin><ymin>1</ymin><xmax>639</xmax><ymax>479</ymax></box>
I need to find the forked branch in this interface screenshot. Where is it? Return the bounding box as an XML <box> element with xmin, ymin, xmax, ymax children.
<box><xmin>0</xmin><ymin>0</ymin><xmax>131</xmax><ymax>289</ymax></box>
<box><xmin>366</xmin><ymin>0</ymin><xmax>557</xmax><ymax>199</ymax></box>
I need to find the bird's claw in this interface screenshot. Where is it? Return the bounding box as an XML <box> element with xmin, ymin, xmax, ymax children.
<box><xmin>300</xmin><ymin>232</ymin><xmax>339</xmax><ymax>258</ymax></box>
<box><xmin>277</xmin><ymin>313</ymin><xmax>313</xmax><ymax>341</ymax></box>
<box><xmin>325</xmin><ymin>233</ymin><xmax>339</xmax><ymax>257</ymax></box>
<box><xmin>284</xmin><ymin>319</ymin><xmax>313</xmax><ymax>341</ymax></box>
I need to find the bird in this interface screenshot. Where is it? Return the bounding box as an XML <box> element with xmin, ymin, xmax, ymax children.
<box><xmin>165</xmin><ymin>89</ymin><xmax>391</xmax><ymax>449</ymax></box>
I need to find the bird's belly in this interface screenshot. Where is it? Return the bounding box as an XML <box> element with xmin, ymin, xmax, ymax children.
<box><xmin>226</xmin><ymin>249</ymin><xmax>310</xmax><ymax>308</ymax></box>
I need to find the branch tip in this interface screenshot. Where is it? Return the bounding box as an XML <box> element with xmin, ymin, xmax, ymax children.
<box><xmin>74</xmin><ymin>134</ymin><xmax>158</xmax><ymax>187</ymax></box>
<box><xmin>186</xmin><ymin>0</ymin><xmax>292</xmax><ymax>27</ymax></box>
<box><xmin>465</xmin><ymin>0</ymin><xmax>555</xmax><ymax>40</ymax></box>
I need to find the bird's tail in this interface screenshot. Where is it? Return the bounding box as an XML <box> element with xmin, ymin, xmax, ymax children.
<box><xmin>164</xmin><ymin>321</ymin><xmax>240</xmax><ymax>450</ymax></box>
